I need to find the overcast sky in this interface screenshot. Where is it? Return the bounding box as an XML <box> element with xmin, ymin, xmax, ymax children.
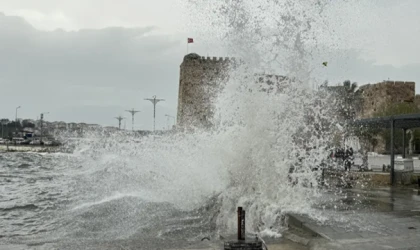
<box><xmin>0</xmin><ymin>0</ymin><xmax>419</xmax><ymax>129</ymax></box>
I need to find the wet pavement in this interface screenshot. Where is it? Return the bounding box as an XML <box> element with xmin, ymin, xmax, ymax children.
<box><xmin>3</xmin><ymin>186</ymin><xmax>420</xmax><ymax>249</ymax></box>
<box><xmin>287</xmin><ymin>187</ymin><xmax>420</xmax><ymax>250</ymax></box>
<box><xmin>0</xmin><ymin>238</ymin><xmax>308</xmax><ymax>250</ymax></box>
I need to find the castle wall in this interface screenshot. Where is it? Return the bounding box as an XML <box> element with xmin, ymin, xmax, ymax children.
<box><xmin>177</xmin><ymin>53</ymin><xmax>289</xmax><ymax>129</ymax></box>
<box><xmin>177</xmin><ymin>53</ymin><xmax>231</xmax><ymax>129</ymax></box>
<box><xmin>358</xmin><ymin>81</ymin><xmax>415</xmax><ymax>119</ymax></box>
<box><xmin>357</xmin><ymin>81</ymin><xmax>415</xmax><ymax>153</ymax></box>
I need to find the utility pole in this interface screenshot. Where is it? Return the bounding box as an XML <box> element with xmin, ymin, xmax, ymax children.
<box><xmin>125</xmin><ymin>108</ymin><xmax>141</xmax><ymax>131</ymax></box>
<box><xmin>40</xmin><ymin>112</ymin><xmax>49</xmax><ymax>144</ymax></box>
<box><xmin>115</xmin><ymin>116</ymin><xmax>124</xmax><ymax>130</ymax></box>
<box><xmin>1</xmin><ymin>119</ymin><xmax>6</xmax><ymax>138</ymax></box>
<box><xmin>165</xmin><ymin>114</ymin><xmax>175</xmax><ymax>130</ymax></box>
<box><xmin>15</xmin><ymin>106</ymin><xmax>21</xmax><ymax>134</ymax></box>
<box><xmin>144</xmin><ymin>95</ymin><xmax>165</xmax><ymax>133</ymax></box>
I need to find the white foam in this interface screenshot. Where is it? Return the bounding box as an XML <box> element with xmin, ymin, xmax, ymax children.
<box><xmin>60</xmin><ymin>0</ymin><xmax>346</xmax><ymax>237</ymax></box>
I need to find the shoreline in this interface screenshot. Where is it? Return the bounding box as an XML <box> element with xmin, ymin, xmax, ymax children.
<box><xmin>0</xmin><ymin>144</ymin><xmax>61</xmax><ymax>153</ymax></box>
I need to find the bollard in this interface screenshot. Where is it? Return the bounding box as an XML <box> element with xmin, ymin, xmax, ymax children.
<box><xmin>240</xmin><ymin>209</ymin><xmax>245</xmax><ymax>241</ymax></box>
<box><xmin>237</xmin><ymin>207</ymin><xmax>243</xmax><ymax>240</ymax></box>
<box><xmin>237</xmin><ymin>207</ymin><xmax>245</xmax><ymax>240</ymax></box>
<box><xmin>418</xmin><ymin>176</ymin><xmax>420</xmax><ymax>189</ymax></box>
<box><xmin>224</xmin><ymin>207</ymin><xmax>263</xmax><ymax>250</ymax></box>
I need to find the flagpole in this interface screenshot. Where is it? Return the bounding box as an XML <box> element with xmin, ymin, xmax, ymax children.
<box><xmin>187</xmin><ymin>38</ymin><xmax>193</xmax><ymax>54</ymax></box>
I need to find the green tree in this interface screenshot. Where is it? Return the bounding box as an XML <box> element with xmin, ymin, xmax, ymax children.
<box><xmin>353</xmin><ymin>126</ymin><xmax>381</xmax><ymax>152</ymax></box>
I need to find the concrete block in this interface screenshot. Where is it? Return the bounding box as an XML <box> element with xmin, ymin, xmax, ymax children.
<box><xmin>324</xmin><ymin>232</ymin><xmax>363</xmax><ymax>240</ymax></box>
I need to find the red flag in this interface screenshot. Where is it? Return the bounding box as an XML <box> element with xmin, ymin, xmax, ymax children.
<box><xmin>187</xmin><ymin>38</ymin><xmax>194</xmax><ymax>43</ymax></box>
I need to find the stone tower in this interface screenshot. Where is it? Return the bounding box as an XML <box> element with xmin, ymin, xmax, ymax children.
<box><xmin>177</xmin><ymin>53</ymin><xmax>232</xmax><ymax>129</ymax></box>
<box><xmin>177</xmin><ymin>53</ymin><xmax>289</xmax><ymax>130</ymax></box>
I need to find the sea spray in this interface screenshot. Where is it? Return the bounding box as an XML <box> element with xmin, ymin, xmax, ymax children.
<box><xmin>58</xmin><ymin>0</ymin><xmax>343</xmax><ymax>239</ymax></box>
<box><xmin>180</xmin><ymin>0</ymin><xmax>345</xmax><ymax>236</ymax></box>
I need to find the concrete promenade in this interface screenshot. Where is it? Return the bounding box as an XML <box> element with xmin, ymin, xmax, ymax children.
<box><xmin>286</xmin><ymin>188</ymin><xmax>420</xmax><ymax>249</ymax></box>
<box><xmin>369</xmin><ymin>155</ymin><xmax>420</xmax><ymax>173</ymax></box>
<box><xmin>0</xmin><ymin>238</ymin><xmax>307</xmax><ymax>250</ymax></box>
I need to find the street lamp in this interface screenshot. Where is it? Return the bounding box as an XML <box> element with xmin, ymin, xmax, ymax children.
<box><xmin>144</xmin><ymin>95</ymin><xmax>165</xmax><ymax>133</ymax></box>
<box><xmin>125</xmin><ymin>108</ymin><xmax>141</xmax><ymax>131</ymax></box>
<box><xmin>115</xmin><ymin>116</ymin><xmax>125</xmax><ymax>130</ymax></box>
<box><xmin>15</xmin><ymin>106</ymin><xmax>21</xmax><ymax>133</ymax></box>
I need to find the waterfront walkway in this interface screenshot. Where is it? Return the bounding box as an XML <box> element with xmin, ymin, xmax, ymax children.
<box><xmin>2</xmin><ymin>188</ymin><xmax>419</xmax><ymax>249</ymax></box>
<box><xmin>286</xmin><ymin>187</ymin><xmax>420</xmax><ymax>249</ymax></box>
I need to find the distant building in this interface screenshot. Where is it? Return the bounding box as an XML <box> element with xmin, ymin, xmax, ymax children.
<box><xmin>68</xmin><ymin>123</ymin><xmax>78</xmax><ymax>130</ymax></box>
<box><xmin>87</xmin><ymin>124</ymin><xmax>101</xmax><ymax>129</ymax></box>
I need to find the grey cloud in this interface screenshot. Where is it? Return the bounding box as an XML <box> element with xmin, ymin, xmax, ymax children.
<box><xmin>1</xmin><ymin>11</ymin><xmax>419</xmax><ymax>129</ymax></box>
<box><xmin>314</xmin><ymin>49</ymin><xmax>420</xmax><ymax>91</ymax></box>
<box><xmin>0</xmin><ymin>13</ymin><xmax>183</xmax><ymax>128</ymax></box>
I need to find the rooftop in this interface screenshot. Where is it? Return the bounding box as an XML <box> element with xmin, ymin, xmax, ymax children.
<box><xmin>353</xmin><ymin>113</ymin><xmax>420</xmax><ymax>129</ymax></box>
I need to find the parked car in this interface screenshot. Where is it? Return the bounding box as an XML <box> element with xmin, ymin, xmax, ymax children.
<box><xmin>44</xmin><ymin>141</ymin><xmax>53</xmax><ymax>145</ymax></box>
<box><xmin>12</xmin><ymin>138</ymin><xmax>25</xmax><ymax>144</ymax></box>
<box><xmin>44</xmin><ymin>140</ymin><xmax>61</xmax><ymax>146</ymax></box>
<box><xmin>30</xmin><ymin>140</ymin><xmax>41</xmax><ymax>145</ymax></box>
<box><xmin>20</xmin><ymin>140</ymin><xmax>31</xmax><ymax>145</ymax></box>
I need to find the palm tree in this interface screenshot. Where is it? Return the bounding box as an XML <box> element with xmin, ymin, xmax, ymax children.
<box><xmin>343</xmin><ymin>80</ymin><xmax>357</xmax><ymax>94</ymax></box>
<box><xmin>336</xmin><ymin>80</ymin><xmax>360</xmax><ymax>121</ymax></box>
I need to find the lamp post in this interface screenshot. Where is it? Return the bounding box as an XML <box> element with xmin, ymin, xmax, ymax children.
<box><xmin>125</xmin><ymin>109</ymin><xmax>141</xmax><ymax>131</ymax></box>
<box><xmin>15</xmin><ymin>106</ymin><xmax>21</xmax><ymax>134</ymax></box>
<box><xmin>115</xmin><ymin>116</ymin><xmax>124</xmax><ymax>130</ymax></box>
<box><xmin>40</xmin><ymin>112</ymin><xmax>49</xmax><ymax>144</ymax></box>
<box><xmin>144</xmin><ymin>95</ymin><xmax>165</xmax><ymax>133</ymax></box>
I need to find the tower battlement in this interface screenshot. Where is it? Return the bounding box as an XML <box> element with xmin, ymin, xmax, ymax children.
<box><xmin>181</xmin><ymin>53</ymin><xmax>237</xmax><ymax>67</ymax></box>
<box><xmin>359</xmin><ymin>80</ymin><xmax>415</xmax><ymax>91</ymax></box>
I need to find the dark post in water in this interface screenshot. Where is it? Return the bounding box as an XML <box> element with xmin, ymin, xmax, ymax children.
<box><xmin>225</xmin><ymin>207</ymin><xmax>262</xmax><ymax>250</ymax></box>
<box><xmin>237</xmin><ymin>207</ymin><xmax>245</xmax><ymax>240</ymax></box>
